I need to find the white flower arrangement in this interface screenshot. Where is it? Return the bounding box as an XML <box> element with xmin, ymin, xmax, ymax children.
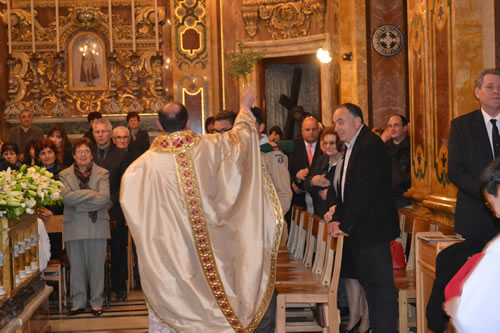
<box><xmin>0</xmin><ymin>165</ymin><xmax>64</xmax><ymax>220</ymax></box>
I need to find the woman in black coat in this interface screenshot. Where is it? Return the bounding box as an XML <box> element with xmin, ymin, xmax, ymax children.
<box><xmin>35</xmin><ymin>138</ymin><xmax>66</xmax><ymax>261</ymax></box>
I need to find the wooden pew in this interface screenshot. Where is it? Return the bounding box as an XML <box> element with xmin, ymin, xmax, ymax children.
<box><xmin>277</xmin><ymin>218</ymin><xmax>328</xmax><ymax>284</ymax></box>
<box><xmin>279</xmin><ymin>210</ymin><xmax>313</xmax><ymax>268</ymax></box>
<box><xmin>276</xmin><ymin>231</ymin><xmax>344</xmax><ymax>332</ymax></box>
<box><xmin>395</xmin><ymin>209</ymin><xmax>435</xmax><ymax>333</ymax></box>
<box><xmin>287</xmin><ymin>206</ymin><xmax>304</xmax><ymax>253</ymax></box>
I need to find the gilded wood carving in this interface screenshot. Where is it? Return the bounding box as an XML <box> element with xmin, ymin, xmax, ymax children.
<box><xmin>241</xmin><ymin>0</ymin><xmax>325</xmax><ymax>39</ymax></box>
<box><xmin>2</xmin><ymin>5</ymin><xmax>167</xmax><ymax>117</ymax></box>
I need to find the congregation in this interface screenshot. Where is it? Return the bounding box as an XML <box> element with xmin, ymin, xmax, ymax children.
<box><xmin>0</xmin><ymin>110</ymin><xmax>150</xmax><ymax>317</ymax></box>
<box><xmin>4</xmin><ymin>69</ymin><xmax>500</xmax><ymax>333</ymax></box>
<box><xmin>0</xmin><ymin>85</ymin><xmax>411</xmax><ymax>331</ymax></box>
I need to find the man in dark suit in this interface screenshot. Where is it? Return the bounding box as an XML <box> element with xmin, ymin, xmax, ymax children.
<box><xmin>83</xmin><ymin>111</ymin><xmax>102</xmax><ymax>145</ymax></box>
<box><xmin>126</xmin><ymin>112</ymin><xmax>150</xmax><ymax>159</ymax></box>
<box><xmin>7</xmin><ymin>109</ymin><xmax>44</xmax><ymax>160</ymax></box>
<box><xmin>326</xmin><ymin>103</ymin><xmax>399</xmax><ymax>333</ymax></box>
<box><xmin>93</xmin><ymin>118</ymin><xmax>129</xmax><ymax>301</ymax></box>
<box><xmin>288</xmin><ymin>116</ymin><xmax>323</xmax><ymax>215</ymax></box>
<box><xmin>386</xmin><ymin>114</ymin><xmax>411</xmax><ymax>208</ymax></box>
<box><xmin>426</xmin><ymin>68</ymin><xmax>500</xmax><ymax>332</ymax></box>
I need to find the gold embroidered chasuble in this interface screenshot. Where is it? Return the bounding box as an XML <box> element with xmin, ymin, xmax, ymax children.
<box><xmin>120</xmin><ymin>110</ymin><xmax>283</xmax><ymax>332</ymax></box>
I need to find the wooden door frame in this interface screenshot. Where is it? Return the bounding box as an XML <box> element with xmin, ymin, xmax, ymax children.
<box><xmin>259</xmin><ymin>54</ymin><xmax>321</xmax><ymax>127</ymax></box>
<box><xmin>239</xmin><ymin>33</ymin><xmax>333</xmax><ymax>126</ymax></box>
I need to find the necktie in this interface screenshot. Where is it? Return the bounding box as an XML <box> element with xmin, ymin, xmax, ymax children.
<box><xmin>492</xmin><ymin>119</ymin><xmax>500</xmax><ymax>158</ymax></box>
<box><xmin>307</xmin><ymin>144</ymin><xmax>313</xmax><ymax>166</ymax></box>
<box><xmin>98</xmin><ymin>149</ymin><xmax>105</xmax><ymax>164</ymax></box>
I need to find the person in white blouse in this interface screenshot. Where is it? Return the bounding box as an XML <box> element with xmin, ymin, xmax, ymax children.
<box><xmin>37</xmin><ymin>218</ymin><xmax>50</xmax><ymax>272</ymax></box>
<box><xmin>445</xmin><ymin>158</ymin><xmax>500</xmax><ymax>332</ymax></box>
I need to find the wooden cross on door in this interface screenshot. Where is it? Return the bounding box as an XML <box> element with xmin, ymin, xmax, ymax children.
<box><xmin>279</xmin><ymin>67</ymin><xmax>305</xmax><ymax>140</ymax></box>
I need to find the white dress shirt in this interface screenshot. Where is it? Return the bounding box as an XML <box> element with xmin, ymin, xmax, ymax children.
<box><xmin>481</xmin><ymin>109</ymin><xmax>500</xmax><ymax>158</ymax></box>
<box><xmin>341</xmin><ymin>125</ymin><xmax>364</xmax><ymax>201</ymax></box>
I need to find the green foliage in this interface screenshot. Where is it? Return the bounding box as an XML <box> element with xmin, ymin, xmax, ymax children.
<box><xmin>225</xmin><ymin>41</ymin><xmax>266</xmax><ymax>80</ymax></box>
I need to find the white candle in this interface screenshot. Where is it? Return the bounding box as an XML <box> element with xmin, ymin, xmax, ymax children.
<box><xmin>55</xmin><ymin>0</ymin><xmax>60</xmax><ymax>52</ymax></box>
<box><xmin>7</xmin><ymin>0</ymin><xmax>11</xmax><ymax>54</ymax></box>
<box><xmin>108</xmin><ymin>0</ymin><xmax>113</xmax><ymax>53</ymax></box>
<box><xmin>131</xmin><ymin>0</ymin><xmax>136</xmax><ymax>52</ymax></box>
<box><xmin>30</xmin><ymin>0</ymin><xmax>35</xmax><ymax>53</ymax></box>
<box><xmin>154</xmin><ymin>0</ymin><xmax>159</xmax><ymax>52</ymax></box>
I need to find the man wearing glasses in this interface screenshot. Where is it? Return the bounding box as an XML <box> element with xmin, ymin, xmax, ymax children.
<box><xmin>93</xmin><ymin>118</ymin><xmax>129</xmax><ymax>302</ymax></box>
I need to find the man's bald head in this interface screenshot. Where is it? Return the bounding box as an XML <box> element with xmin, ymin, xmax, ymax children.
<box><xmin>301</xmin><ymin>116</ymin><xmax>320</xmax><ymax>144</ymax></box>
<box><xmin>158</xmin><ymin>102</ymin><xmax>189</xmax><ymax>133</ymax></box>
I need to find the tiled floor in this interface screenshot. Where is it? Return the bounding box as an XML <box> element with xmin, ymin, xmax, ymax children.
<box><xmin>48</xmin><ymin>290</ymin><xmax>148</xmax><ymax>333</ymax></box>
<box><xmin>46</xmin><ymin>289</ymin><xmax>376</xmax><ymax>332</ymax></box>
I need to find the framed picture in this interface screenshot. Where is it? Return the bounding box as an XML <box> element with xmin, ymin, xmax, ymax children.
<box><xmin>69</xmin><ymin>31</ymin><xmax>108</xmax><ymax>91</ymax></box>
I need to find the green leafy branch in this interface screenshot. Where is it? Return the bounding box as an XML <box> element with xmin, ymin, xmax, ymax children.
<box><xmin>225</xmin><ymin>41</ymin><xmax>266</xmax><ymax>81</ymax></box>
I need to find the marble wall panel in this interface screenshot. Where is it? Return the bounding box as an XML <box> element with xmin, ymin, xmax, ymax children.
<box><xmin>171</xmin><ymin>0</ymin><xmax>215</xmax><ymax>133</ymax></box>
<box><xmin>339</xmin><ymin>0</ymin><xmax>368</xmax><ymax>118</ymax></box>
<box><xmin>326</xmin><ymin>0</ymin><xmax>341</xmax><ymax>112</ymax></box>
<box><xmin>368</xmin><ymin>0</ymin><xmax>408</xmax><ymax>128</ymax></box>
<box><xmin>497</xmin><ymin>2</ymin><xmax>500</xmax><ymax>67</ymax></box>
<box><xmin>353</xmin><ymin>0</ymin><xmax>368</xmax><ymax>117</ymax></box>
<box><xmin>429</xmin><ymin>0</ymin><xmax>452</xmax><ymax>194</ymax></box>
<box><xmin>221</xmin><ymin>0</ymin><xmax>246</xmax><ymax>114</ymax></box>
<box><xmin>406</xmin><ymin>0</ymin><xmax>432</xmax><ymax>204</ymax></box>
<box><xmin>453</xmin><ymin>0</ymin><xmax>483</xmax><ymax>118</ymax></box>
<box><xmin>179</xmin><ymin>75</ymin><xmax>205</xmax><ymax>134</ymax></box>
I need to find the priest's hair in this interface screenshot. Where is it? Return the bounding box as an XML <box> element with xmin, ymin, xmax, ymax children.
<box><xmin>159</xmin><ymin>102</ymin><xmax>189</xmax><ymax>133</ymax></box>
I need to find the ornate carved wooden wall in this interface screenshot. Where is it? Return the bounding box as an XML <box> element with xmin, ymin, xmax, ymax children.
<box><xmin>406</xmin><ymin>0</ymin><xmax>488</xmax><ymax>227</ymax></box>
<box><xmin>1</xmin><ymin>1</ymin><xmax>168</xmax><ymax>119</ymax></box>
<box><xmin>1</xmin><ymin>0</ymin><xmax>341</xmax><ymax>134</ymax></box>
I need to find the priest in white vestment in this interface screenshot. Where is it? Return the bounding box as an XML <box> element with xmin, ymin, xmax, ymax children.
<box><xmin>120</xmin><ymin>86</ymin><xmax>283</xmax><ymax>332</ymax></box>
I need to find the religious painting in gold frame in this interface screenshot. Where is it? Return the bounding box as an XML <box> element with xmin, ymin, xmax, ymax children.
<box><xmin>68</xmin><ymin>31</ymin><xmax>108</xmax><ymax>91</ymax></box>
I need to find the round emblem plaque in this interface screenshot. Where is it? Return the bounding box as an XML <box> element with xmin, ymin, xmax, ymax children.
<box><xmin>372</xmin><ymin>24</ymin><xmax>404</xmax><ymax>57</ymax></box>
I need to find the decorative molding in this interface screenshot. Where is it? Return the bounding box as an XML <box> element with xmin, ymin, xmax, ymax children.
<box><xmin>4</xmin><ymin>6</ymin><xmax>165</xmax><ymax>51</ymax></box>
<box><xmin>430</xmin><ymin>0</ymin><xmax>453</xmax><ymax>187</ymax></box>
<box><xmin>422</xmin><ymin>195</ymin><xmax>456</xmax><ymax>215</ymax></box>
<box><xmin>242</xmin><ymin>6</ymin><xmax>258</xmax><ymax>37</ymax></box>
<box><xmin>174</xmin><ymin>0</ymin><xmax>207</xmax><ymax>70</ymax></box>
<box><xmin>241</xmin><ymin>0</ymin><xmax>325</xmax><ymax>39</ymax></box>
<box><xmin>177</xmin><ymin>74</ymin><xmax>208</xmax><ymax>118</ymax></box>
<box><xmin>412</xmin><ymin>145</ymin><xmax>427</xmax><ymax>179</ymax></box>
<box><xmin>372</xmin><ymin>24</ymin><xmax>404</xmax><ymax>57</ymax></box>
<box><xmin>11</xmin><ymin>0</ymin><xmax>155</xmax><ymax>8</ymax></box>
<box><xmin>243</xmin><ymin>33</ymin><xmax>329</xmax><ymax>57</ymax></box>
